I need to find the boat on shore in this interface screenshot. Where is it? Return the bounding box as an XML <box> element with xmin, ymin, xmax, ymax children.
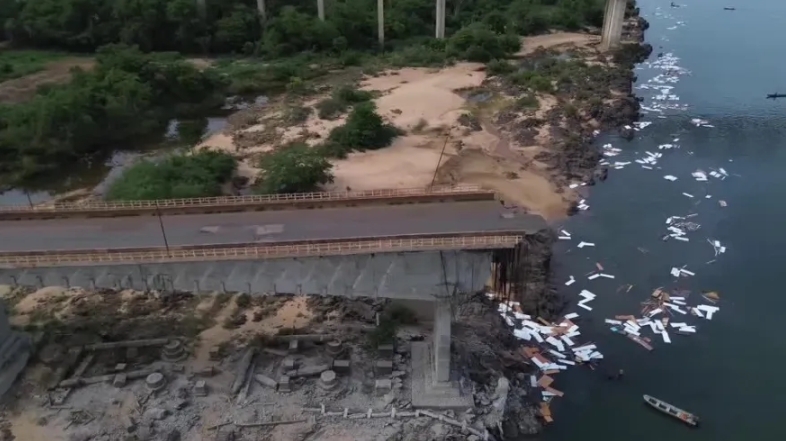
<box><xmin>643</xmin><ymin>394</ymin><xmax>700</xmax><ymax>427</ymax></box>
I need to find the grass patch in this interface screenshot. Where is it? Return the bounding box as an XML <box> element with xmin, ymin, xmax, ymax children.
<box><xmin>316</xmin><ymin>85</ymin><xmax>374</xmax><ymax>120</ymax></box>
<box><xmin>0</xmin><ymin>50</ymin><xmax>67</xmax><ymax>82</ymax></box>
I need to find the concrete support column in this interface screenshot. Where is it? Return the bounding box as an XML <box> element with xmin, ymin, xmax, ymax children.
<box><xmin>317</xmin><ymin>0</ymin><xmax>325</xmax><ymax>21</ymax></box>
<box><xmin>196</xmin><ymin>0</ymin><xmax>206</xmax><ymax>19</ymax></box>
<box><xmin>433</xmin><ymin>299</ymin><xmax>452</xmax><ymax>383</ymax></box>
<box><xmin>601</xmin><ymin>0</ymin><xmax>626</xmax><ymax>51</ymax></box>
<box><xmin>256</xmin><ymin>0</ymin><xmax>266</xmax><ymax>23</ymax></box>
<box><xmin>435</xmin><ymin>0</ymin><xmax>446</xmax><ymax>39</ymax></box>
<box><xmin>377</xmin><ymin>0</ymin><xmax>385</xmax><ymax>47</ymax></box>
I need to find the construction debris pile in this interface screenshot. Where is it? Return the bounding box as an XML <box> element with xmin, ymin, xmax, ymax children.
<box><xmin>488</xmin><ymin>4</ymin><xmax>736</xmax><ymax>427</ymax></box>
<box><xmin>496</xmin><ymin>300</ymin><xmax>603</xmax><ymax>422</ymax></box>
<box><xmin>604</xmin><ymin>287</ymin><xmax>721</xmax><ymax>349</ymax></box>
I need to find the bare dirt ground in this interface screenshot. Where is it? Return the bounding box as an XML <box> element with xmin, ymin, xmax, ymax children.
<box><xmin>0</xmin><ymin>58</ymin><xmax>95</xmax><ymax>103</ymax></box>
<box><xmin>202</xmin><ymin>32</ymin><xmax>621</xmax><ymax>220</ymax></box>
<box><xmin>0</xmin><ymin>285</ymin><xmax>538</xmax><ymax>441</ymax></box>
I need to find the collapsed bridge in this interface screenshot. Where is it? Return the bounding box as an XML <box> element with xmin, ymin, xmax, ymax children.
<box><xmin>0</xmin><ymin>185</ymin><xmax>550</xmax><ymax>408</ymax></box>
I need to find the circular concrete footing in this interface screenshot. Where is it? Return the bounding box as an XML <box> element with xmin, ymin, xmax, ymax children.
<box><xmin>161</xmin><ymin>339</ymin><xmax>186</xmax><ymax>362</ymax></box>
<box><xmin>326</xmin><ymin>340</ymin><xmax>343</xmax><ymax>356</ymax></box>
<box><xmin>319</xmin><ymin>370</ymin><xmax>338</xmax><ymax>390</ymax></box>
<box><xmin>145</xmin><ymin>372</ymin><xmax>166</xmax><ymax>391</ymax></box>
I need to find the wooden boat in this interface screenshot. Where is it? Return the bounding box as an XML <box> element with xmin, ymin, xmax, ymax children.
<box><xmin>643</xmin><ymin>395</ymin><xmax>700</xmax><ymax>427</ymax></box>
<box><xmin>766</xmin><ymin>93</ymin><xmax>786</xmax><ymax>99</ymax></box>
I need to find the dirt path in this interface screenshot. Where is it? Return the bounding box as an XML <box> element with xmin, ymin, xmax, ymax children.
<box><xmin>516</xmin><ymin>32</ymin><xmax>600</xmax><ymax>56</ymax></box>
<box><xmin>0</xmin><ymin>57</ymin><xmax>94</xmax><ymax>103</ymax></box>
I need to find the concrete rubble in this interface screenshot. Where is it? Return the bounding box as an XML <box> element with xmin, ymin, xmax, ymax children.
<box><xmin>535</xmin><ymin>2</ymin><xmax>729</xmax><ymax>425</ymax></box>
<box><xmin>0</xmin><ymin>288</ymin><xmax>556</xmax><ymax>441</ymax></box>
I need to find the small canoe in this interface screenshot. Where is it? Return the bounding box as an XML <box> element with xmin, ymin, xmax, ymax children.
<box><xmin>643</xmin><ymin>394</ymin><xmax>700</xmax><ymax>427</ymax></box>
<box><xmin>767</xmin><ymin>93</ymin><xmax>786</xmax><ymax>99</ymax></box>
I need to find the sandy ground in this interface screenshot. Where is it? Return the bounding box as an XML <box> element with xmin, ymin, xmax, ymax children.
<box><xmin>197</xmin><ymin>32</ymin><xmax>610</xmax><ymax>219</ymax></box>
<box><xmin>0</xmin><ymin>57</ymin><xmax>95</xmax><ymax>103</ymax></box>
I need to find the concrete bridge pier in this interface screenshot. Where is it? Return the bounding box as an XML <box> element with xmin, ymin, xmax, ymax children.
<box><xmin>377</xmin><ymin>0</ymin><xmax>385</xmax><ymax>47</ymax></box>
<box><xmin>601</xmin><ymin>0</ymin><xmax>627</xmax><ymax>51</ymax></box>
<box><xmin>410</xmin><ymin>297</ymin><xmax>472</xmax><ymax>409</ymax></box>
<box><xmin>256</xmin><ymin>0</ymin><xmax>266</xmax><ymax>22</ymax></box>
<box><xmin>435</xmin><ymin>0</ymin><xmax>446</xmax><ymax>39</ymax></box>
<box><xmin>317</xmin><ymin>0</ymin><xmax>325</xmax><ymax>21</ymax></box>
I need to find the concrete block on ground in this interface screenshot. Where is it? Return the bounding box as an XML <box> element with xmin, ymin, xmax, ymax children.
<box><xmin>375</xmin><ymin>360</ymin><xmax>393</xmax><ymax>377</ymax></box>
<box><xmin>375</xmin><ymin>379</ymin><xmax>392</xmax><ymax>396</ymax></box>
<box><xmin>112</xmin><ymin>374</ymin><xmax>127</xmax><ymax>388</ymax></box>
<box><xmin>254</xmin><ymin>374</ymin><xmax>278</xmax><ymax>389</ymax></box>
<box><xmin>332</xmin><ymin>359</ymin><xmax>350</xmax><ymax>374</ymax></box>
<box><xmin>288</xmin><ymin>339</ymin><xmax>299</xmax><ymax>353</ymax></box>
<box><xmin>194</xmin><ymin>380</ymin><xmax>208</xmax><ymax>397</ymax></box>
<box><xmin>282</xmin><ymin>358</ymin><xmax>298</xmax><ymax>371</ymax></box>
<box><xmin>278</xmin><ymin>375</ymin><xmax>291</xmax><ymax>392</ymax></box>
<box><xmin>294</xmin><ymin>363</ymin><xmax>330</xmax><ymax>377</ymax></box>
<box><xmin>378</xmin><ymin>344</ymin><xmax>394</xmax><ymax>358</ymax></box>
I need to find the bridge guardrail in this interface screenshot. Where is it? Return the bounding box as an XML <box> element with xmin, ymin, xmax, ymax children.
<box><xmin>0</xmin><ymin>235</ymin><xmax>523</xmax><ymax>267</ymax></box>
<box><xmin>0</xmin><ymin>185</ymin><xmax>495</xmax><ymax>220</ymax></box>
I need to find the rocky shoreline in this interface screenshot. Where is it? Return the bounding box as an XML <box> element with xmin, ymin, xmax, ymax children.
<box><xmin>467</xmin><ymin>7</ymin><xmax>653</xmax><ymax>439</ymax></box>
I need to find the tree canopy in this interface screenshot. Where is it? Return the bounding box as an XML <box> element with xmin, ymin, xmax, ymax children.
<box><xmin>255</xmin><ymin>142</ymin><xmax>334</xmax><ymax>194</ymax></box>
<box><xmin>1</xmin><ymin>0</ymin><xmax>608</xmax><ymax>55</ymax></box>
<box><xmin>105</xmin><ymin>150</ymin><xmax>237</xmax><ymax>200</ymax></box>
<box><xmin>0</xmin><ymin>44</ymin><xmax>227</xmax><ymax>187</ymax></box>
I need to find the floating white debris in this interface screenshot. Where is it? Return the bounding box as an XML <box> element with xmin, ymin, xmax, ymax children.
<box><xmin>565</xmin><ymin>276</ymin><xmax>576</xmax><ymax>286</ymax></box>
<box><xmin>577</xmin><ymin>241</ymin><xmax>595</xmax><ymax>248</ymax></box>
<box><xmin>664</xmin><ymin>175</ymin><xmax>678</xmax><ymax>181</ymax></box>
<box><xmin>682</xmin><ymin>192</ymin><xmax>694</xmax><ymax>198</ymax></box>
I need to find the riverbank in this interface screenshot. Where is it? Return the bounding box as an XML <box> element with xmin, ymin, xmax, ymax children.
<box><xmin>197</xmin><ymin>26</ymin><xmax>651</xmax><ymax>220</ymax></box>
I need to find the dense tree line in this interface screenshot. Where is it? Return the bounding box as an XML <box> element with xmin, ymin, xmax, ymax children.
<box><xmin>0</xmin><ymin>45</ymin><xmax>227</xmax><ymax>187</ymax></box>
<box><xmin>0</xmin><ymin>0</ymin><xmax>607</xmax><ymax>55</ymax></box>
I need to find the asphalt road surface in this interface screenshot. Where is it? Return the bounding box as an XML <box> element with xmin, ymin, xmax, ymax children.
<box><xmin>0</xmin><ymin>201</ymin><xmax>547</xmax><ymax>252</ymax></box>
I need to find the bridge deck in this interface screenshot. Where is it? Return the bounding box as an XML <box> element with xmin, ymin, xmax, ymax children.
<box><xmin>0</xmin><ymin>201</ymin><xmax>546</xmax><ymax>253</ymax></box>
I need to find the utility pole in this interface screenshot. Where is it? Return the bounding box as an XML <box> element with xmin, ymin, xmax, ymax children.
<box><xmin>24</xmin><ymin>191</ymin><xmax>33</xmax><ymax>208</ymax></box>
<box><xmin>155</xmin><ymin>207</ymin><xmax>171</xmax><ymax>255</ymax></box>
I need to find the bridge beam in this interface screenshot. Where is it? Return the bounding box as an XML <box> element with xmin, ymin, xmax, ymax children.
<box><xmin>435</xmin><ymin>0</ymin><xmax>446</xmax><ymax>39</ymax></box>
<box><xmin>600</xmin><ymin>0</ymin><xmax>627</xmax><ymax>51</ymax></box>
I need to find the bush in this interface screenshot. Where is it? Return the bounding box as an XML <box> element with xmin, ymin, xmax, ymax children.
<box><xmin>255</xmin><ymin>142</ymin><xmax>334</xmax><ymax>194</ymax></box>
<box><xmin>486</xmin><ymin>59</ymin><xmax>516</xmax><ymax>76</ymax></box>
<box><xmin>321</xmin><ymin>101</ymin><xmax>401</xmax><ymax>157</ymax></box>
<box><xmin>105</xmin><ymin>150</ymin><xmax>237</xmax><ymax>200</ymax></box>
<box><xmin>316</xmin><ymin>85</ymin><xmax>374</xmax><ymax>120</ymax></box>
<box><xmin>447</xmin><ymin>24</ymin><xmax>520</xmax><ymax>62</ymax></box>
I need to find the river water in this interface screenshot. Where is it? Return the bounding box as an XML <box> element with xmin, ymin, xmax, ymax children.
<box><xmin>541</xmin><ymin>0</ymin><xmax>786</xmax><ymax>440</ymax></box>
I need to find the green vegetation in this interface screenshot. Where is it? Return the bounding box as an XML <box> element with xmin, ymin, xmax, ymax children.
<box><xmin>320</xmin><ymin>101</ymin><xmax>402</xmax><ymax>158</ymax></box>
<box><xmin>0</xmin><ymin>50</ymin><xmax>66</xmax><ymax>82</ymax></box>
<box><xmin>255</xmin><ymin>142</ymin><xmax>334</xmax><ymax>194</ymax></box>
<box><xmin>316</xmin><ymin>85</ymin><xmax>374</xmax><ymax>119</ymax></box>
<box><xmin>105</xmin><ymin>150</ymin><xmax>236</xmax><ymax>200</ymax></box>
<box><xmin>1</xmin><ymin>0</ymin><xmax>607</xmax><ymax>55</ymax></box>
<box><xmin>255</xmin><ymin>101</ymin><xmax>401</xmax><ymax>194</ymax></box>
<box><xmin>0</xmin><ymin>0</ymin><xmax>613</xmax><ymax>194</ymax></box>
<box><xmin>0</xmin><ymin>45</ymin><xmax>227</xmax><ymax>188</ymax></box>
